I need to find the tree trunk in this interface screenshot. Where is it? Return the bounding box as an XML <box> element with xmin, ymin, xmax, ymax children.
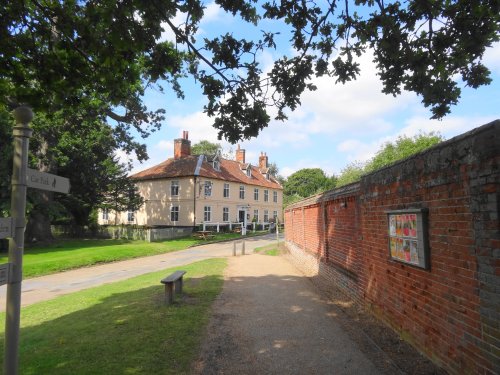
<box><xmin>25</xmin><ymin>137</ymin><xmax>55</xmax><ymax>242</ymax></box>
<box><xmin>25</xmin><ymin>201</ymin><xmax>54</xmax><ymax>242</ymax></box>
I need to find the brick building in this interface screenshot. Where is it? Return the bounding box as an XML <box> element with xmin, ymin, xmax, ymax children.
<box><xmin>284</xmin><ymin>120</ymin><xmax>499</xmax><ymax>374</ymax></box>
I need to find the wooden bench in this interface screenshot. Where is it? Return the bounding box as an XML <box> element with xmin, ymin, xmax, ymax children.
<box><xmin>161</xmin><ymin>270</ymin><xmax>186</xmax><ymax>304</ymax></box>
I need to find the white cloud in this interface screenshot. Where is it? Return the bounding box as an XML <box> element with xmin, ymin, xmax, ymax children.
<box><xmin>168</xmin><ymin>111</ymin><xmax>219</xmax><ymax>143</ymax></box>
<box><xmin>115</xmin><ymin>149</ymin><xmax>131</xmax><ymax>165</ymax></box>
<box><xmin>295</xmin><ymin>53</ymin><xmax>415</xmax><ymax>134</ymax></box>
<box><xmin>203</xmin><ymin>2</ymin><xmax>226</xmax><ymax>23</ymax></box>
<box><xmin>243</xmin><ymin>49</ymin><xmax>417</xmax><ymax>155</ymax></box>
<box><xmin>159</xmin><ymin>12</ymin><xmax>185</xmax><ymax>43</ymax></box>
<box><xmin>484</xmin><ymin>41</ymin><xmax>500</xmax><ymax>75</ymax></box>
<box><xmin>337</xmin><ymin>139</ymin><xmax>366</xmax><ymax>153</ymax></box>
<box><xmin>333</xmin><ymin>114</ymin><xmax>498</xmax><ymax>168</ymax></box>
<box><xmin>399</xmin><ymin>115</ymin><xmax>497</xmax><ymax>140</ymax></box>
<box><xmin>155</xmin><ymin>140</ymin><xmax>173</xmax><ymax>152</ymax></box>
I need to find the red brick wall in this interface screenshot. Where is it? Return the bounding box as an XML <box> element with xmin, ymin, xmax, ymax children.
<box><xmin>284</xmin><ymin>121</ymin><xmax>499</xmax><ymax>374</ymax></box>
<box><xmin>303</xmin><ymin>204</ymin><xmax>323</xmax><ymax>256</ymax></box>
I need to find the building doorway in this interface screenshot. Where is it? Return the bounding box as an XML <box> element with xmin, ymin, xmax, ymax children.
<box><xmin>238</xmin><ymin>210</ymin><xmax>245</xmax><ymax>223</ymax></box>
<box><xmin>238</xmin><ymin>207</ymin><xmax>248</xmax><ymax>235</ymax></box>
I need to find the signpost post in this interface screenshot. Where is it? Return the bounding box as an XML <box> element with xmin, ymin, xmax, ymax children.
<box><xmin>4</xmin><ymin>106</ymin><xmax>33</xmax><ymax>375</ymax></box>
<box><xmin>3</xmin><ymin>107</ymin><xmax>71</xmax><ymax>374</ymax></box>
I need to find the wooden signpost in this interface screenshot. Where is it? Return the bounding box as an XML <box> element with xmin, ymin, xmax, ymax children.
<box><xmin>3</xmin><ymin>106</ymin><xmax>70</xmax><ymax>375</ymax></box>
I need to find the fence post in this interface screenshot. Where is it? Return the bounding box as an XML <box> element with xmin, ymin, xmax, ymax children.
<box><xmin>217</xmin><ymin>223</ymin><xmax>220</xmax><ymax>233</ymax></box>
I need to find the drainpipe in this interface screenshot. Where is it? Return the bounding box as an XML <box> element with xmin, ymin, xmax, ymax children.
<box><xmin>193</xmin><ymin>155</ymin><xmax>204</xmax><ymax>229</ymax></box>
<box><xmin>193</xmin><ymin>176</ymin><xmax>197</xmax><ymax>228</ymax></box>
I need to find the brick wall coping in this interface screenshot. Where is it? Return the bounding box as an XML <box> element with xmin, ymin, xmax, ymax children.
<box><xmin>285</xmin><ymin>181</ymin><xmax>360</xmax><ymax>211</ymax></box>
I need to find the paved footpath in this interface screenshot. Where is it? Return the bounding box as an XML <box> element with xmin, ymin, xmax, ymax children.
<box><xmin>0</xmin><ymin>234</ymin><xmax>276</xmax><ymax>312</ymax></box>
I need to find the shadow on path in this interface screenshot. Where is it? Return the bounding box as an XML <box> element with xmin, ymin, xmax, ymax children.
<box><xmin>195</xmin><ymin>254</ymin><xmax>390</xmax><ymax>375</ymax></box>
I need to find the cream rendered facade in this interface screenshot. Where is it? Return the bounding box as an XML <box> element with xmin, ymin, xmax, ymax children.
<box><xmin>100</xmin><ymin>131</ymin><xmax>283</xmax><ymax>227</ymax></box>
<box><xmin>102</xmin><ymin>176</ymin><xmax>282</xmax><ymax>227</ymax></box>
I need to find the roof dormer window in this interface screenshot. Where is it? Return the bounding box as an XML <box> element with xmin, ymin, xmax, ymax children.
<box><xmin>246</xmin><ymin>166</ymin><xmax>252</xmax><ymax>177</ymax></box>
<box><xmin>213</xmin><ymin>160</ymin><xmax>220</xmax><ymax>171</ymax></box>
<box><xmin>207</xmin><ymin>151</ymin><xmax>221</xmax><ymax>171</ymax></box>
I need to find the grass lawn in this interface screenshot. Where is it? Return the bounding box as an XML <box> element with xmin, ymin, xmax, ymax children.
<box><xmin>253</xmin><ymin>242</ymin><xmax>284</xmax><ymax>256</ymax></box>
<box><xmin>0</xmin><ymin>258</ymin><xmax>226</xmax><ymax>375</ymax></box>
<box><xmin>0</xmin><ymin>231</ymin><xmax>263</xmax><ymax>279</ymax></box>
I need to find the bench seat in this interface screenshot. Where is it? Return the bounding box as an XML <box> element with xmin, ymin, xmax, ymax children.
<box><xmin>161</xmin><ymin>270</ymin><xmax>186</xmax><ymax>304</ymax></box>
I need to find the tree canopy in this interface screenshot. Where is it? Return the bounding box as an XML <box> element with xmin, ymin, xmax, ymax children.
<box><xmin>366</xmin><ymin>132</ymin><xmax>444</xmax><ymax>172</ymax></box>
<box><xmin>336</xmin><ymin>132</ymin><xmax>444</xmax><ymax>186</ymax></box>
<box><xmin>1</xmin><ymin>1</ymin><xmax>498</xmax><ymax>143</ymax></box>
<box><xmin>0</xmin><ymin>104</ymin><xmax>143</xmax><ymax>240</ymax></box>
<box><xmin>284</xmin><ymin>168</ymin><xmax>336</xmax><ymax>199</ymax></box>
<box><xmin>191</xmin><ymin>140</ymin><xmax>222</xmax><ymax>156</ymax></box>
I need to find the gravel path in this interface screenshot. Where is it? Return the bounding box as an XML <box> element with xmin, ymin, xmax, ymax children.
<box><xmin>194</xmin><ymin>253</ymin><xmax>384</xmax><ymax>375</ymax></box>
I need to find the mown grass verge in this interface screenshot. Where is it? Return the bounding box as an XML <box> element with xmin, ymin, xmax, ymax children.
<box><xmin>0</xmin><ymin>258</ymin><xmax>226</xmax><ymax>375</ymax></box>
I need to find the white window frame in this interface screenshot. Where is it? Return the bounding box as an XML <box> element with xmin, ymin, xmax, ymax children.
<box><xmin>246</xmin><ymin>167</ymin><xmax>252</xmax><ymax>177</ymax></box>
<box><xmin>223</xmin><ymin>207</ymin><xmax>229</xmax><ymax>222</ymax></box>
<box><xmin>264</xmin><ymin>189</ymin><xmax>269</xmax><ymax>202</ymax></box>
<box><xmin>102</xmin><ymin>208</ymin><xmax>109</xmax><ymax>221</ymax></box>
<box><xmin>254</xmin><ymin>188</ymin><xmax>259</xmax><ymax>201</ymax></box>
<box><xmin>171</xmin><ymin>206</ymin><xmax>179</xmax><ymax>222</ymax></box>
<box><xmin>127</xmin><ymin>210</ymin><xmax>135</xmax><ymax>223</ymax></box>
<box><xmin>223</xmin><ymin>183</ymin><xmax>230</xmax><ymax>198</ymax></box>
<box><xmin>171</xmin><ymin>180</ymin><xmax>179</xmax><ymax>196</ymax></box>
<box><xmin>204</xmin><ymin>181</ymin><xmax>212</xmax><ymax>197</ymax></box>
<box><xmin>273</xmin><ymin>191</ymin><xmax>278</xmax><ymax>203</ymax></box>
<box><xmin>253</xmin><ymin>209</ymin><xmax>259</xmax><ymax>222</ymax></box>
<box><xmin>213</xmin><ymin>160</ymin><xmax>220</xmax><ymax>171</ymax></box>
<box><xmin>273</xmin><ymin>211</ymin><xmax>278</xmax><ymax>220</ymax></box>
<box><xmin>204</xmin><ymin>206</ymin><xmax>211</xmax><ymax>222</ymax></box>
<box><xmin>239</xmin><ymin>185</ymin><xmax>245</xmax><ymax>199</ymax></box>
<box><xmin>264</xmin><ymin>209</ymin><xmax>269</xmax><ymax>223</ymax></box>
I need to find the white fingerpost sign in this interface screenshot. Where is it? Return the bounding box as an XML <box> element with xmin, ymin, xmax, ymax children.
<box><xmin>0</xmin><ymin>263</ymin><xmax>11</xmax><ymax>286</ymax></box>
<box><xmin>0</xmin><ymin>218</ymin><xmax>14</xmax><ymax>239</ymax></box>
<box><xmin>26</xmin><ymin>168</ymin><xmax>70</xmax><ymax>194</ymax></box>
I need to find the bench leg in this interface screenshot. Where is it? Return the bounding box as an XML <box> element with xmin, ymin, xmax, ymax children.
<box><xmin>174</xmin><ymin>277</ymin><xmax>183</xmax><ymax>295</ymax></box>
<box><xmin>164</xmin><ymin>283</ymin><xmax>174</xmax><ymax>304</ymax></box>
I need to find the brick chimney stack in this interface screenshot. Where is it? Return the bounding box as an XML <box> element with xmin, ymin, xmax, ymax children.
<box><xmin>174</xmin><ymin>131</ymin><xmax>191</xmax><ymax>159</ymax></box>
<box><xmin>236</xmin><ymin>144</ymin><xmax>246</xmax><ymax>164</ymax></box>
<box><xmin>259</xmin><ymin>152</ymin><xmax>268</xmax><ymax>169</ymax></box>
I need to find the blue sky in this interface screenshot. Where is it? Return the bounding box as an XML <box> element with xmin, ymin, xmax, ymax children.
<box><xmin>124</xmin><ymin>2</ymin><xmax>500</xmax><ymax>179</ymax></box>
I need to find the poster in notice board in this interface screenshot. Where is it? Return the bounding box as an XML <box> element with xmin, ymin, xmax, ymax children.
<box><xmin>386</xmin><ymin>209</ymin><xmax>429</xmax><ymax>270</ymax></box>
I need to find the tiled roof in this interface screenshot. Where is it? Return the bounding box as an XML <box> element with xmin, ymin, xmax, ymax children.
<box><xmin>130</xmin><ymin>156</ymin><xmax>282</xmax><ymax>189</ymax></box>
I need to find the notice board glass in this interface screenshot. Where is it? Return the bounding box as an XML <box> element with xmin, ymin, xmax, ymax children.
<box><xmin>386</xmin><ymin>209</ymin><xmax>429</xmax><ymax>270</ymax></box>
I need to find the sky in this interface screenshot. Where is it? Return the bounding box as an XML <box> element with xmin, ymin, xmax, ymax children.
<box><xmin>125</xmin><ymin>2</ymin><xmax>500</xmax><ymax>179</ymax></box>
